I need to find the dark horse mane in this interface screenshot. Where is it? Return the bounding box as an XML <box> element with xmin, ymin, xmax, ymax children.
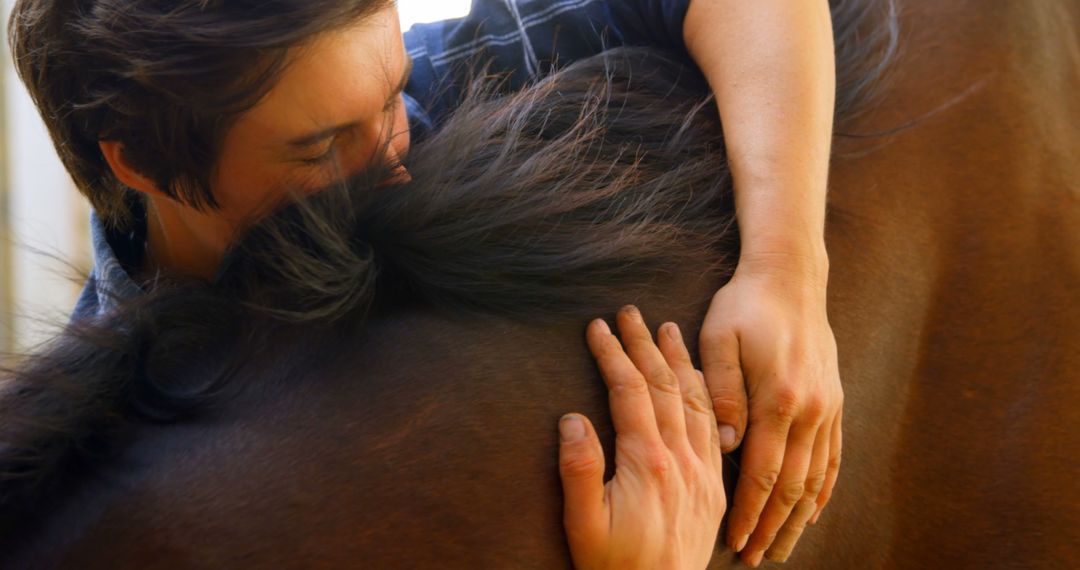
<box><xmin>0</xmin><ymin>0</ymin><xmax>898</xmax><ymax>561</ymax></box>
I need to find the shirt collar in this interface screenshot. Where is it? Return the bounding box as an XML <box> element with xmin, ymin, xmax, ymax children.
<box><xmin>88</xmin><ymin>207</ymin><xmax>145</xmax><ymax>315</ymax></box>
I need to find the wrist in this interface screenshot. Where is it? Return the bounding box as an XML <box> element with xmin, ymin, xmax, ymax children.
<box><xmin>732</xmin><ymin>183</ymin><xmax>830</xmax><ymax>287</ymax></box>
<box><xmin>737</xmin><ymin>241</ymin><xmax>830</xmax><ymax>291</ymax></box>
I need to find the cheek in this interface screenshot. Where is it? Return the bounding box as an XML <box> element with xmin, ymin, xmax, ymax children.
<box><xmin>211</xmin><ymin>147</ymin><xmax>298</xmax><ymax>225</ymax></box>
<box><xmin>392</xmin><ymin>101</ymin><xmax>411</xmax><ymax>158</ymax></box>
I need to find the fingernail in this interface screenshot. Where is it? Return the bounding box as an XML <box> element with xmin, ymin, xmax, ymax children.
<box><xmin>665</xmin><ymin>323</ymin><xmax>682</xmax><ymax>342</ymax></box>
<box><xmin>734</xmin><ymin>533</ymin><xmax>749</xmax><ymax>553</ymax></box>
<box><xmin>625</xmin><ymin>305</ymin><xmax>642</xmax><ymax>322</ymax></box>
<box><xmin>559</xmin><ymin>415</ymin><xmax>586</xmax><ymax>442</ymax></box>
<box><xmin>594</xmin><ymin>319</ymin><xmax>610</xmax><ymax>335</ymax></box>
<box><xmin>719</xmin><ymin>424</ymin><xmax>737</xmax><ymax>450</ymax></box>
<box><xmin>810</xmin><ymin>511</ymin><xmax>821</xmax><ymax>525</ymax></box>
<box><xmin>747</xmin><ymin>550</ymin><xmax>764</xmax><ymax>568</ymax></box>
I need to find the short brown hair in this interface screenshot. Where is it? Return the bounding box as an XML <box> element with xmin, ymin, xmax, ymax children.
<box><xmin>7</xmin><ymin>0</ymin><xmax>391</xmax><ymax>228</ymax></box>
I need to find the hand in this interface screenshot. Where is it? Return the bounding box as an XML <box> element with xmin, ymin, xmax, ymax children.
<box><xmin>699</xmin><ymin>265</ymin><xmax>843</xmax><ymax>567</ymax></box>
<box><xmin>558</xmin><ymin>306</ymin><xmax>727</xmax><ymax>570</ymax></box>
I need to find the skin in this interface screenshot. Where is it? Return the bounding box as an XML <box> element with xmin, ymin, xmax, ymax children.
<box><xmin>101</xmin><ymin>9</ymin><xmax>412</xmax><ymax>280</ymax></box>
<box><xmin>98</xmin><ymin>1</ymin><xmax>841</xmax><ymax>566</ymax></box>
<box><xmin>559</xmin><ymin>307</ymin><xmax>727</xmax><ymax>569</ymax></box>
<box><xmin>684</xmin><ymin>1</ymin><xmax>842</xmax><ymax>566</ymax></box>
<box><xmin>58</xmin><ymin>0</ymin><xmax>1080</xmax><ymax>566</ymax></box>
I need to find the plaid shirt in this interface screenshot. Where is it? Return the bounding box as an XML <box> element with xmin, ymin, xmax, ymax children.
<box><xmin>74</xmin><ymin>0</ymin><xmax>692</xmax><ymax>320</ymax></box>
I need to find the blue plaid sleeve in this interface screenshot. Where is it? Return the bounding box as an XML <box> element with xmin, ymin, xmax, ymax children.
<box><xmin>403</xmin><ymin>0</ymin><xmax>693</xmax><ymax>136</ymax></box>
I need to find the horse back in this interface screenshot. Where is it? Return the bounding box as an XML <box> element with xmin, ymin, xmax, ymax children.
<box><xmin>824</xmin><ymin>0</ymin><xmax>1080</xmax><ymax>566</ymax></box>
<box><xmin>23</xmin><ymin>0</ymin><xmax>1080</xmax><ymax>567</ymax></box>
<box><xmin>51</xmin><ymin>292</ymin><xmax>721</xmax><ymax>568</ymax></box>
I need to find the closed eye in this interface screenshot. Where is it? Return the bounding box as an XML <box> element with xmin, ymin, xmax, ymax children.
<box><xmin>299</xmin><ymin>144</ymin><xmax>337</xmax><ymax>166</ymax></box>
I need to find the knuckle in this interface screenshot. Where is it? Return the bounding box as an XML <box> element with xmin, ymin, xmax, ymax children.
<box><xmin>710</xmin><ymin>383</ymin><xmax>746</xmax><ymax>399</ymax></box>
<box><xmin>786</xmin><ymin>514</ymin><xmax>811</xmax><ymax>537</ymax></box>
<box><xmin>749</xmin><ymin>468</ymin><xmax>781</xmax><ymax>494</ymax></box>
<box><xmin>777</xmin><ymin>480</ymin><xmax>805</xmax><ymax>507</ymax></box>
<box><xmin>560</xmin><ymin>450</ymin><xmax>602</xmax><ymax>479</ymax></box>
<box><xmin>644</xmin><ymin>448</ymin><xmax>673</xmax><ymax>480</ymax></box>
<box><xmin>828</xmin><ymin>450</ymin><xmax>843</xmax><ymax>471</ymax></box>
<box><xmin>676</xmin><ymin>454</ymin><xmax>700</xmax><ymax>485</ymax></box>
<box><xmin>769</xmin><ymin>388</ymin><xmax>802</xmax><ymax>423</ymax></box>
<box><xmin>803</xmin><ymin>396</ymin><xmax>826</xmax><ymax>420</ymax></box>
<box><xmin>683</xmin><ymin>391</ymin><xmax>713</xmax><ymax>415</ymax></box>
<box><xmin>710</xmin><ymin>390</ymin><xmax>746</xmax><ymax>417</ymax></box>
<box><xmin>805</xmin><ymin>469</ymin><xmax>828</xmax><ymax>496</ymax></box>
<box><xmin>610</xmin><ymin>374</ymin><xmax>649</xmax><ymax>396</ymax></box>
<box><xmin>797</xmin><ymin>496</ymin><xmax>819</xmax><ymax>513</ymax></box>
<box><xmin>646</xmin><ymin>366</ymin><xmax>681</xmax><ymax>395</ymax></box>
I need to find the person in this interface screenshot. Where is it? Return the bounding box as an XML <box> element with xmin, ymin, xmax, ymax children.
<box><xmin>8</xmin><ymin>0</ymin><xmax>842</xmax><ymax>566</ymax></box>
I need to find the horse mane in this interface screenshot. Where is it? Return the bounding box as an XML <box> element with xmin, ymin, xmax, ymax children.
<box><xmin>219</xmin><ymin>0</ymin><xmax>900</xmax><ymax>323</ymax></box>
<box><xmin>0</xmin><ymin>0</ymin><xmax>899</xmax><ymax>555</ymax></box>
<box><xmin>219</xmin><ymin>49</ymin><xmax>734</xmax><ymax>323</ymax></box>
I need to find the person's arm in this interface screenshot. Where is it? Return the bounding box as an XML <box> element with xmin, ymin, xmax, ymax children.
<box><xmin>405</xmin><ymin>1</ymin><xmax>844</xmax><ymax>566</ymax></box>
<box><xmin>558</xmin><ymin>306</ymin><xmax>726</xmax><ymax>569</ymax></box>
<box><xmin>684</xmin><ymin>0</ymin><xmax>844</xmax><ymax>567</ymax></box>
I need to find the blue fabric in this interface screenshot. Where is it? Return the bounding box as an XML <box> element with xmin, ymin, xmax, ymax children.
<box><xmin>403</xmin><ymin>0</ymin><xmax>692</xmax><ymax>137</ymax></box>
<box><xmin>73</xmin><ymin>0</ymin><xmax>693</xmax><ymax>322</ymax></box>
<box><xmin>72</xmin><ymin>211</ymin><xmax>143</xmax><ymax>320</ymax></box>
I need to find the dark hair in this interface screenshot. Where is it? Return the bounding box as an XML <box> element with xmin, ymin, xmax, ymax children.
<box><xmin>219</xmin><ymin>51</ymin><xmax>736</xmax><ymax>323</ymax></box>
<box><xmin>218</xmin><ymin>0</ymin><xmax>902</xmax><ymax>324</ymax></box>
<box><xmin>6</xmin><ymin>0</ymin><xmax>391</xmax><ymax>228</ymax></box>
<box><xmin>0</xmin><ymin>47</ymin><xmax>736</xmax><ymax>546</ymax></box>
<box><xmin>0</xmin><ymin>0</ymin><xmax>900</xmax><ymax>554</ymax></box>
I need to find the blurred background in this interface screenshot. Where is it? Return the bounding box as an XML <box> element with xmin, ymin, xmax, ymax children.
<box><xmin>0</xmin><ymin>0</ymin><xmax>470</xmax><ymax>353</ymax></box>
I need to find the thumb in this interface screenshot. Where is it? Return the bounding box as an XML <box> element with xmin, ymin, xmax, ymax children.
<box><xmin>700</xmin><ymin>329</ymin><xmax>748</xmax><ymax>452</ymax></box>
<box><xmin>558</xmin><ymin>413</ymin><xmax>607</xmax><ymax>549</ymax></box>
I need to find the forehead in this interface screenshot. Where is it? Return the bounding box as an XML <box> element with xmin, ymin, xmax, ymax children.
<box><xmin>238</xmin><ymin>8</ymin><xmax>406</xmax><ymax>143</ymax></box>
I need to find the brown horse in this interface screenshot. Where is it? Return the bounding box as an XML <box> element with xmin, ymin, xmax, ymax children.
<box><xmin>1</xmin><ymin>0</ymin><xmax>1077</xmax><ymax>567</ymax></box>
<box><xmin>821</xmin><ymin>0</ymin><xmax>1080</xmax><ymax>567</ymax></box>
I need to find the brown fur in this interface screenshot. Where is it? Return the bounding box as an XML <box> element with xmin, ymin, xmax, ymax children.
<box><xmin>2</xmin><ymin>0</ymin><xmax>1077</xmax><ymax>567</ymax></box>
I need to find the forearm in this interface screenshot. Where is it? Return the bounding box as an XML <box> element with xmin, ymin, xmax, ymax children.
<box><xmin>684</xmin><ymin>0</ymin><xmax>835</xmax><ymax>281</ymax></box>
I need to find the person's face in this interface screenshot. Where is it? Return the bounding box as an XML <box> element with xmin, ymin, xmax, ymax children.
<box><xmin>181</xmin><ymin>6</ymin><xmax>411</xmax><ymax>244</ymax></box>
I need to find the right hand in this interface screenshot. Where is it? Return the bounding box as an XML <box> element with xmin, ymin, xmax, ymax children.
<box><xmin>558</xmin><ymin>306</ymin><xmax>727</xmax><ymax>569</ymax></box>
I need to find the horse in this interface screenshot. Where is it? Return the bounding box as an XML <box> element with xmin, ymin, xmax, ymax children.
<box><xmin>1</xmin><ymin>0</ymin><xmax>1077</xmax><ymax>567</ymax></box>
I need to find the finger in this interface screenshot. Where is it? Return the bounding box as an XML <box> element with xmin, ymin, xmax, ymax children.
<box><xmin>811</xmin><ymin>410</ymin><xmax>843</xmax><ymax>524</ymax></box>
<box><xmin>725</xmin><ymin>398</ymin><xmax>796</xmax><ymax>554</ymax></box>
<box><xmin>558</xmin><ymin>414</ymin><xmax>609</xmax><ymax>551</ymax></box>
<box><xmin>586</xmin><ymin>318</ymin><xmax>661</xmax><ymax>445</ymax></box>
<box><xmin>657</xmin><ymin>322</ymin><xmax>716</xmax><ymax>459</ymax></box>
<box><xmin>699</xmin><ymin>371</ymin><xmax>724</xmax><ymax>456</ymax></box>
<box><xmin>699</xmin><ymin>328</ymin><xmax>747</xmax><ymax>452</ymax></box>
<box><xmin>617</xmin><ymin>306</ymin><xmax>687</xmax><ymax>450</ymax></box>
<box><xmin>764</xmin><ymin>423</ymin><xmax>830</xmax><ymax>562</ymax></box>
<box><xmin>740</xmin><ymin>420</ymin><xmax>816</xmax><ymax>567</ymax></box>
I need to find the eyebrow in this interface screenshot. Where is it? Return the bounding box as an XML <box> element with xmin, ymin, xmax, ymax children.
<box><xmin>287</xmin><ymin>55</ymin><xmax>414</xmax><ymax>149</ymax></box>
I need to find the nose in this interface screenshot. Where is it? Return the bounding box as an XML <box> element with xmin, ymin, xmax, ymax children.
<box><xmin>379</xmin><ymin>163</ymin><xmax>411</xmax><ymax>186</ymax></box>
<box><xmin>380</xmin><ymin>136</ymin><xmax>412</xmax><ymax>185</ymax></box>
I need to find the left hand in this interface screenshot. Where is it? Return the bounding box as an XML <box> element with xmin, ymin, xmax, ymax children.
<box><xmin>559</xmin><ymin>307</ymin><xmax>727</xmax><ymax>569</ymax></box>
<box><xmin>699</xmin><ymin>260</ymin><xmax>843</xmax><ymax>567</ymax></box>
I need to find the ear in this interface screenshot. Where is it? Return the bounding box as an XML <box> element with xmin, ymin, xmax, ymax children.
<box><xmin>99</xmin><ymin>140</ymin><xmax>165</xmax><ymax>197</ymax></box>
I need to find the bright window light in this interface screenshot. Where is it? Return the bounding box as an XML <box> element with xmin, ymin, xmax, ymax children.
<box><xmin>397</xmin><ymin>0</ymin><xmax>472</xmax><ymax>30</ymax></box>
